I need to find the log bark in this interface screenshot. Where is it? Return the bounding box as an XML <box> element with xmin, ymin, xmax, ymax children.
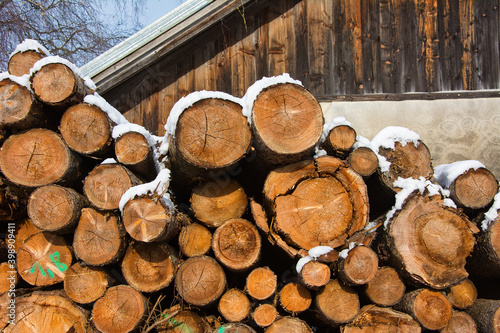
<box><xmin>263</xmin><ymin>156</ymin><xmax>369</xmax><ymax>256</ymax></box>
<box><xmin>265</xmin><ymin>317</ymin><xmax>313</xmax><ymax>333</ymax></box>
<box><xmin>27</xmin><ymin>184</ymin><xmax>87</xmax><ymax>234</ymax></box>
<box><xmin>315</xmin><ymin>279</ymin><xmax>360</xmax><ymax>325</ymax></box>
<box><xmin>8</xmin><ymin>49</ymin><xmax>46</xmax><ymax>76</ymax></box>
<box><xmin>340</xmin><ymin>305</ymin><xmax>421</xmax><ymax>333</ymax></box>
<box><xmin>73</xmin><ymin>208</ymin><xmax>126</xmax><ymax>266</ymax></box>
<box><xmin>30</xmin><ymin>62</ymin><xmax>90</xmax><ymax>109</ymax></box>
<box><xmin>122</xmin><ymin>196</ymin><xmax>178</xmax><ymax>242</ymax></box>
<box><xmin>0</xmin><ymin>128</ymin><xmax>80</xmax><ymax>188</ymax></box>
<box><xmin>16</xmin><ymin>231</ymin><xmax>72</xmax><ymax>286</ymax></box>
<box><xmin>394</xmin><ymin>288</ymin><xmax>452</xmax><ymax>330</ymax></box>
<box><xmin>364</xmin><ymin>266</ymin><xmax>406</xmax><ymax>307</ymax></box>
<box><xmin>218</xmin><ymin>288</ymin><xmax>251</xmax><ymax>322</ymax></box>
<box><xmin>337</xmin><ymin>245</ymin><xmax>379</xmax><ymax>286</ymax></box>
<box><xmin>298</xmin><ymin>260</ymin><xmax>331</xmax><ymax>290</ymax></box>
<box><xmin>114</xmin><ymin>131</ymin><xmax>155</xmax><ymax>178</ymax></box>
<box><xmin>245</xmin><ymin>266</ymin><xmax>277</xmax><ymax>301</ymax></box>
<box><xmin>278</xmin><ymin>281</ymin><xmax>312</xmax><ymax>314</ymax></box>
<box><xmin>322</xmin><ymin>124</ymin><xmax>357</xmax><ymax>159</ymax></box>
<box><xmin>446</xmin><ymin>278</ymin><xmax>477</xmax><ymax>310</ymax></box>
<box><xmin>440</xmin><ymin>310</ymin><xmax>477</xmax><ymax>333</ymax></box>
<box><xmin>467</xmin><ymin>216</ymin><xmax>500</xmax><ymax>278</ymax></box>
<box><xmin>175</xmin><ymin>255</ymin><xmax>227</xmax><ymax>307</ymax></box>
<box><xmin>64</xmin><ymin>261</ymin><xmax>112</xmax><ymax>304</ymax></box>
<box><xmin>92</xmin><ymin>284</ymin><xmax>148</xmax><ymax>333</ymax></box>
<box><xmin>250</xmin><ymin>82</ymin><xmax>324</xmax><ymax>167</ymax></box>
<box><xmin>190</xmin><ymin>178</ymin><xmax>248</xmax><ymax>228</ymax></box>
<box><xmin>59</xmin><ymin>102</ymin><xmax>114</xmax><ymax>157</ymax></box>
<box><xmin>83</xmin><ymin>163</ymin><xmax>142</xmax><ymax>211</ymax></box>
<box><xmin>178</xmin><ymin>222</ymin><xmax>212</xmax><ymax>257</ymax></box>
<box><xmin>465</xmin><ymin>299</ymin><xmax>500</xmax><ymax>333</ymax></box>
<box><xmin>383</xmin><ymin>192</ymin><xmax>478</xmax><ymax>289</ymax></box>
<box><xmin>121</xmin><ymin>241</ymin><xmax>177</xmax><ymax>293</ymax></box>
<box><xmin>347</xmin><ymin>147</ymin><xmax>379</xmax><ymax>177</ymax></box>
<box><xmin>212</xmin><ymin>218</ymin><xmax>261</xmax><ymax>271</ymax></box>
<box><xmin>252</xmin><ymin>304</ymin><xmax>278</xmax><ymax>328</ymax></box>
<box><xmin>0</xmin><ymin>77</ymin><xmax>49</xmax><ymax>130</ymax></box>
<box><xmin>0</xmin><ymin>176</ymin><xmax>29</xmax><ymax>222</ymax></box>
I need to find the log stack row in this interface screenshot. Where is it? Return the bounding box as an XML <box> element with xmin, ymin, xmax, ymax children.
<box><xmin>0</xmin><ymin>40</ymin><xmax>500</xmax><ymax>333</ymax></box>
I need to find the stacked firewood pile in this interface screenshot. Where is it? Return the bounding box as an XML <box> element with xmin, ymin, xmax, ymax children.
<box><xmin>1</xmin><ymin>39</ymin><xmax>500</xmax><ymax>333</ymax></box>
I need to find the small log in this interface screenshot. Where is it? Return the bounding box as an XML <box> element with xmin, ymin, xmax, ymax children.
<box><xmin>73</xmin><ymin>208</ymin><xmax>126</xmax><ymax>266</ymax></box>
<box><xmin>446</xmin><ymin>278</ymin><xmax>478</xmax><ymax>310</ymax></box>
<box><xmin>252</xmin><ymin>304</ymin><xmax>278</xmax><ymax>328</ymax></box>
<box><xmin>364</xmin><ymin>266</ymin><xmax>406</xmax><ymax>307</ymax></box>
<box><xmin>190</xmin><ymin>178</ymin><xmax>248</xmax><ymax>228</ymax></box>
<box><xmin>394</xmin><ymin>288</ymin><xmax>452</xmax><ymax>331</ymax></box>
<box><xmin>441</xmin><ymin>310</ymin><xmax>477</xmax><ymax>333</ymax></box>
<box><xmin>250</xmin><ymin>82</ymin><xmax>324</xmax><ymax>167</ymax></box>
<box><xmin>315</xmin><ymin>279</ymin><xmax>360</xmax><ymax>325</ymax></box>
<box><xmin>8</xmin><ymin>49</ymin><xmax>46</xmax><ymax>76</ymax></box>
<box><xmin>265</xmin><ymin>317</ymin><xmax>313</xmax><ymax>333</ymax></box>
<box><xmin>11</xmin><ymin>218</ymin><xmax>42</xmax><ymax>252</ymax></box>
<box><xmin>212</xmin><ymin>218</ymin><xmax>261</xmax><ymax>271</ymax></box>
<box><xmin>27</xmin><ymin>184</ymin><xmax>87</xmax><ymax>234</ymax></box>
<box><xmin>279</xmin><ymin>281</ymin><xmax>312</xmax><ymax>314</ymax></box>
<box><xmin>322</xmin><ymin>124</ymin><xmax>357</xmax><ymax>158</ymax></box>
<box><xmin>298</xmin><ymin>260</ymin><xmax>331</xmax><ymax>290</ymax></box>
<box><xmin>0</xmin><ymin>262</ymin><xmax>17</xmax><ymax>294</ymax></box>
<box><xmin>0</xmin><ymin>128</ymin><xmax>80</xmax><ymax>188</ymax></box>
<box><xmin>0</xmin><ymin>77</ymin><xmax>49</xmax><ymax>130</ymax></box>
<box><xmin>178</xmin><ymin>222</ymin><xmax>212</xmax><ymax>257</ymax></box>
<box><xmin>214</xmin><ymin>323</ymin><xmax>256</xmax><ymax>332</ymax></box>
<box><xmin>16</xmin><ymin>232</ymin><xmax>72</xmax><ymax>286</ymax></box>
<box><xmin>83</xmin><ymin>163</ymin><xmax>142</xmax><ymax>211</ymax></box>
<box><xmin>245</xmin><ymin>266</ymin><xmax>277</xmax><ymax>301</ymax></box>
<box><xmin>92</xmin><ymin>285</ymin><xmax>148</xmax><ymax>333</ymax></box>
<box><xmin>158</xmin><ymin>305</ymin><xmax>211</xmax><ymax>332</ymax></box>
<box><xmin>121</xmin><ymin>241</ymin><xmax>177</xmax><ymax>293</ymax></box>
<box><xmin>465</xmin><ymin>299</ymin><xmax>500</xmax><ymax>333</ymax></box>
<box><xmin>114</xmin><ymin>131</ymin><xmax>155</xmax><ymax>177</ymax></box>
<box><xmin>347</xmin><ymin>146</ymin><xmax>379</xmax><ymax>177</ymax></box>
<box><xmin>59</xmin><ymin>102</ymin><xmax>114</xmax><ymax>157</ymax></box>
<box><xmin>218</xmin><ymin>288</ymin><xmax>251</xmax><ymax>322</ymax></box>
<box><xmin>0</xmin><ymin>175</ymin><xmax>29</xmax><ymax>222</ymax></box>
<box><xmin>175</xmin><ymin>255</ymin><xmax>227</xmax><ymax>307</ymax></box>
<box><xmin>30</xmin><ymin>61</ymin><xmax>90</xmax><ymax>109</ymax></box>
<box><xmin>467</xmin><ymin>216</ymin><xmax>500</xmax><ymax>278</ymax></box>
<box><xmin>64</xmin><ymin>261</ymin><xmax>112</xmax><ymax>304</ymax></box>
<box><xmin>341</xmin><ymin>305</ymin><xmax>421</xmax><ymax>333</ymax></box>
<box><xmin>337</xmin><ymin>245</ymin><xmax>378</xmax><ymax>286</ymax></box>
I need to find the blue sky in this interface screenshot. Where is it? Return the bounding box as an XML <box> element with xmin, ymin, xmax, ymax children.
<box><xmin>139</xmin><ymin>0</ymin><xmax>187</xmax><ymax>26</ymax></box>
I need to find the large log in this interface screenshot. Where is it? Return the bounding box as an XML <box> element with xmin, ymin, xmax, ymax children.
<box><xmin>10</xmin><ymin>218</ymin><xmax>42</xmax><ymax>252</ymax></box>
<box><xmin>340</xmin><ymin>305</ymin><xmax>421</xmax><ymax>333</ymax></box>
<box><xmin>465</xmin><ymin>299</ymin><xmax>500</xmax><ymax>333</ymax></box>
<box><xmin>315</xmin><ymin>279</ymin><xmax>360</xmax><ymax>325</ymax></box>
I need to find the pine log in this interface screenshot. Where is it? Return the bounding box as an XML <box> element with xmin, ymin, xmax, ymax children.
<box><xmin>382</xmin><ymin>192</ymin><xmax>478</xmax><ymax>289</ymax></box>
<box><xmin>315</xmin><ymin>279</ymin><xmax>360</xmax><ymax>325</ymax></box>
<box><xmin>0</xmin><ymin>128</ymin><xmax>80</xmax><ymax>188</ymax></box>
<box><xmin>446</xmin><ymin>278</ymin><xmax>477</xmax><ymax>310</ymax></box>
<box><xmin>30</xmin><ymin>62</ymin><xmax>90</xmax><ymax>109</ymax></box>
<box><xmin>364</xmin><ymin>266</ymin><xmax>406</xmax><ymax>307</ymax></box>
<box><xmin>157</xmin><ymin>305</ymin><xmax>211</xmax><ymax>333</ymax></box>
<box><xmin>114</xmin><ymin>131</ymin><xmax>155</xmax><ymax>178</ymax></box>
<box><xmin>263</xmin><ymin>156</ymin><xmax>369</xmax><ymax>256</ymax></box>
<box><xmin>467</xmin><ymin>216</ymin><xmax>500</xmax><ymax>278</ymax></box>
<box><xmin>168</xmin><ymin>97</ymin><xmax>251</xmax><ymax>181</ymax></box>
<box><xmin>73</xmin><ymin>208</ymin><xmax>126</xmax><ymax>266</ymax></box>
<box><xmin>394</xmin><ymin>288</ymin><xmax>452</xmax><ymax>330</ymax></box>
<box><xmin>8</xmin><ymin>49</ymin><xmax>46</xmax><ymax>76</ymax></box>
<box><xmin>252</xmin><ymin>303</ymin><xmax>278</xmax><ymax>328</ymax></box>
<box><xmin>279</xmin><ymin>281</ymin><xmax>312</xmax><ymax>314</ymax></box>
<box><xmin>250</xmin><ymin>82</ymin><xmax>324</xmax><ymax>167</ymax></box>
<box><xmin>178</xmin><ymin>222</ymin><xmax>212</xmax><ymax>257</ymax></box>
<box><xmin>337</xmin><ymin>245</ymin><xmax>379</xmax><ymax>286</ymax></box>
<box><xmin>322</xmin><ymin>124</ymin><xmax>357</xmax><ymax>158</ymax></box>
<box><xmin>27</xmin><ymin>184</ymin><xmax>87</xmax><ymax>233</ymax></box>
<box><xmin>465</xmin><ymin>299</ymin><xmax>500</xmax><ymax>333</ymax></box>
<box><xmin>0</xmin><ymin>262</ymin><xmax>17</xmax><ymax>294</ymax></box>
<box><xmin>245</xmin><ymin>266</ymin><xmax>277</xmax><ymax>301</ymax></box>
<box><xmin>175</xmin><ymin>255</ymin><xmax>227</xmax><ymax>307</ymax></box>
<box><xmin>2</xmin><ymin>290</ymin><xmax>91</xmax><ymax>333</ymax></box>
<box><xmin>92</xmin><ymin>284</ymin><xmax>148</xmax><ymax>333</ymax></box>
<box><xmin>347</xmin><ymin>147</ymin><xmax>379</xmax><ymax>177</ymax></box>
<box><xmin>59</xmin><ymin>102</ymin><xmax>114</xmax><ymax>157</ymax></box>
<box><xmin>265</xmin><ymin>316</ymin><xmax>313</xmax><ymax>333</ymax></box>
<box><xmin>64</xmin><ymin>261</ymin><xmax>112</xmax><ymax>304</ymax></box>
<box><xmin>0</xmin><ymin>175</ymin><xmax>28</xmax><ymax>222</ymax></box>
<box><xmin>440</xmin><ymin>310</ymin><xmax>477</xmax><ymax>333</ymax></box>
<box><xmin>447</xmin><ymin>167</ymin><xmax>498</xmax><ymax>209</ymax></box>
<box><xmin>212</xmin><ymin>218</ymin><xmax>261</xmax><ymax>271</ymax></box>
<box><xmin>340</xmin><ymin>305</ymin><xmax>421</xmax><ymax>333</ymax></box>
<box><xmin>121</xmin><ymin>241</ymin><xmax>177</xmax><ymax>293</ymax></box>
<box><xmin>298</xmin><ymin>260</ymin><xmax>331</xmax><ymax>290</ymax></box>
<box><xmin>214</xmin><ymin>323</ymin><xmax>256</xmax><ymax>333</ymax></box>
<box><xmin>218</xmin><ymin>288</ymin><xmax>251</xmax><ymax>322</ymax></box>
<box><xmin>190</xmin><ymin>178</ymin><xmax>248</xmax><ymax>228</ymax></box>
<box><xmin>0</xmin><ymin>77</ymin><xmax>49</xmax><ymax>130</ymax></box>
<box><xmin>11</xmin><ymin>218</ymin><xmax>42</xmax><ymax>252</ymax></box>
<box><xmin>83</xmin><ymin>163</ymin><xmax>142</xmax><ymax>211</ymax></box>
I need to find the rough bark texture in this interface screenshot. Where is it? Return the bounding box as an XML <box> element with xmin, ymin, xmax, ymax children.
<box><xmin>465</xmin><ymin>298</ymin><xmax>500</xmax><ymax>333</ymax></box>
<box><xmin>0</xmin><ymin>176</ymin><xmax>29</xmax><ymax>222</ymax></box>
<box><xmin>467</xmin><ymin>216</ymin><xmax>500</xmax><ymax>278</ymax></box>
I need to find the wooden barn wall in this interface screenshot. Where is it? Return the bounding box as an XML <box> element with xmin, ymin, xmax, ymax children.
<box><xmin>102</xmin><ymin>0</ymin><xmax>500</xmax><ymax>135</ymax></box>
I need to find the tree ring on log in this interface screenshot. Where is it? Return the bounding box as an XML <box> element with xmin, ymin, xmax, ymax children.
<box><xmin>31</xmin><ymin>63</ymin><xmax>76</xmax><ymax>105</ymax></box>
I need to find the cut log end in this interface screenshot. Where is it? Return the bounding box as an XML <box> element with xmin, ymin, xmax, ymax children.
<box><xmin>279</xmin><ymin>281</ymin><xmax>312</xmax><ymax>314</ymax></box>
<box><xmin>64</xmin><ymin>262</ymin><xmax>111</xmax><ymax>304</ymax></box>
<box><xmin>450</xmin><ymin>167</ymin><xmax>499</xmax><ymax>209</ymax></box>
<box><xmin>265</xmin><ymin>317</ymin><xmax>313</xmax><ymax>333</ymax></box>
<box><xmin>342</xmin><ymin>305</ymin><xmax>421</xmax><ymax>333</ymax></box>
<box><xmin>364</xmin><ymin>266</ymin><xmax>406</xmax><ymax>307</ymax></box>
<box><xmin>315</xmin><ymin>279</ymin><xmax>360</xmax><ymax>325</ymax></box>
<box><xmin>252</xmin><ymin>304</ymin><xmax>277</xmax><ymax>328</ymax></box>
<box><xmin>441</xmin><ymin>311</ymin><xmax>478</xmax><ymax>333</ymax></box>
<box><xmin>218</xmin><ymin>288</ymin><xmax>251</xmax><ymax>322</ymax></box>
<box><xmin>8</xmin><ymin>50</ymin><xmax>46</xmax><ymax>76</ymax></box>
<box><xmin>299</xmin><ymin>260</ymin><xmax>331</xmax><ymax>289</ymax></box>
<box><xmin>245</xmin><ymin>266</ymin><xmax>277</xmax><ymax>301</ymax></box>
<box><xmin>323</xmin><ymin>124</ymin><xmax>357</xmax><ymax>157</ymax></box>
<box><xmin>114</xmin><ymin>131</ymin><xmax>154</xmax><ymax>175</ymax></box>
<box><xmin>347</xmin><ymin>146</ymin><xmax>379</xmax><ymax>177</ymax></box>
<box><xmin>446</xmin><ymin>278</ymin><xmax>478</xmax><ymax>310</ymax></box>
<box><xmin>337</xmin><ymin>245</ymin><xmax>378</xmax><ymax>286</ymax></box>
<box><xmin>178</xmin><ymin>222</ymin><xmax>212</xmax><ymax>257</ymax></box>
